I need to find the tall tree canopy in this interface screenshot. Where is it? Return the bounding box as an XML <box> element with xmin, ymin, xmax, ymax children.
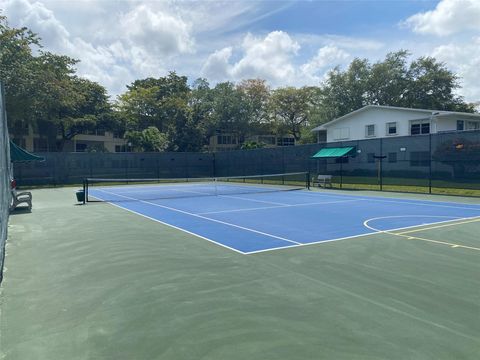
<box><xmin>1</xmin><ymin>16</ymin><xmax>115</xmax><ymax>150</ymax></box>
<box><xmin>2</xmin><ymin>15</ymin><xmax>477</xmax><ymax>153</ymax></box>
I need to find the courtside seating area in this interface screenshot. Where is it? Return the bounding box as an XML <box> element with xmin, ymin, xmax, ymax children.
<box><xmin>9</xmin><ymin>179</ymin><xmax>32</xmax><ymax>212</ymax></box>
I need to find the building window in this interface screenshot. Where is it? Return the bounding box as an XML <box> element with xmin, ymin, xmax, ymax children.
<box><xmin>456</xmin><ymin>120</ymin><xmax>464</xmax><ymax>131</ymax></box>
<box><xmin>277</xmin><ymin>137</ymin><xmax>295</xmax><ymax>146</ymax></box>
<box><xmin>333</xmin><ymin>128</ymin><xmax>350</xmax><ymax>140</ymax></box>
<box><xmin>388</xmin><ymin>152</ymin><xmax>397</xmax><ymax>163</ymax></box>
<box><xmin>217</xmin><ymin>135</ymin><xmax>237</xmax><ymax>145</ymax></box>
<box><xmin>76</xmin><ymin>143</ymin><xmax>87</xmax><ymax>152</ymax></box>
<box><xmin>365</xmin><ymin>124</ymin><xmax>375</xmax><ymax>137</ymax></box>
<box><xmin>410</xmin><ymin>120</ymin><xmax>430</xmax><ymax>135</ymax></box>
<box><xmin>466</xmin><ymin>121</ymin><xmax>479</xmax><ymax>130</ymax></box>
<box><xmin>367</xmin><ymin>153</ymin><xmax>375</xmax><ymax>163</ymax></box>
<box><xmin>386</xmin><ymin>122</ymin><xmax>397</xmax><ymax>135</ymax></box>
<box><xmin>410</xmin><ymin>151</ymin><xmax>430</xmax><ymax>167</ymax></box>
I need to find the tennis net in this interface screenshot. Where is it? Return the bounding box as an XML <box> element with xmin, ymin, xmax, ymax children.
<box><xmin>85</xmin><ymin>172</ymin><xmax>310</xmax><ymax>203</ymax></box>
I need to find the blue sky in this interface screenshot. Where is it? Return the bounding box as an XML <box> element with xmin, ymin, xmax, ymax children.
<box><xmin>1</xmin><ymin>0</ymin><xmax>479</xmax><ymax>104</ymax></box>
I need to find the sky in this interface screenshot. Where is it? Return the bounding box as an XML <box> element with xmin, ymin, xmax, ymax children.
<box><xmin>1</xmin><ymin>0</ymin><xmax>479</xmax><ymax>103</ymax></box>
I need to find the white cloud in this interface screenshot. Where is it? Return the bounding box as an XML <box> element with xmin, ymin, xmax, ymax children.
<box><xmin>2</xmin><ymin>0</ymin><xmax>70</xmax><ymax>52</ymax></box>
<box><xmin>431</xmin><ymin>37</ymin><xmax>480</xmax><ymax>102</ymax></box>
<box><xmin>201</xmin><ymin>47</ymin><xmax>233</xmax><ymax>82</ymax></box>
<box><xmin>300</xmin><ymin>45</ymin><xmax>350</xmax><ymax>82</ymax></box>
<box><xmin>232</xmin><ymin>31</ymin><xmax>300</xmax><ymax>84</ymax></box>
<box><xmin>403</xmin><ymin>0</ymin><xmax>480</xmax><ymax>36</ymax></box>
<box><xmin>201</xmin><ymin>31</ymin><xmax>300</xmax><ymax>86</ymax></box>
<box><xmin>121</xmin><ymin>5</ymin><xmax>194</xmax><ymax>56</ymax></box>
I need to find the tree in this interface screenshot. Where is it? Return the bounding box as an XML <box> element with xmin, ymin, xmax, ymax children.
<box><xmin>404</xmin><ymin>56</ymin><xmax>472</xmax><ymax>111</ymax></box>
<box><xmin>319</xmin><ymin>51</ymin><xmax>474</xmax><ymax>121</ymax></box>
<box><xmin>367</xmin><ymin>50</ymin><xmax>410</xmax><ymax>106</ymax></box>
<box><xmin>1</xmin><ymin>16</ymin><xmax>116</xmax><ymax>150</ymax></box>
<box><xmin>240</xmin><ymin>141</ymin><xmax>266</xmax><ymax>150</ymax></box>
<box><xmin>118</xmin><ymin>72</ymin><xmax>195</xmax><ymax>151</ymax></box>
<box><xmin>0</xmin><ymin>16</ymin><xmax>42</xmax><ymax>133</ymax></box>
<box><xmin>211</xmin><ymin>82</ymin><xmax>250</xmax><ymax>143</ymax></box>
<box><xmin>270</xmin><ymin>87</ymin><xmax>315</xmax><ymax>141</ymax></box>
<box><xmin>124</xmin><ymin>126</ymin><xmax>169</xmax><ymax>152</ymax></box>
<box><xmin>237</xmin><ymin>79</ymin><xmax>271</xmax><ymax>135</ymax></box>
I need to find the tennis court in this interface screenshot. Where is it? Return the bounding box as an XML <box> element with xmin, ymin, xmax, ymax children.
<box><xmin>86</xmin><ymin>174</ymin><xmax>480</xmax><ymax>254</ymax></box>
<box><xmin>1</xmin><ymin>181</ymin><xmax>480</xmax><ymax>359</ymax></box>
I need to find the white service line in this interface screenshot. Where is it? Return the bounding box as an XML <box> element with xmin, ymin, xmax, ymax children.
<box><xmin>220</xmin><ymin>194</ymin><xmax>289</xmax><ymax>206</ymax></box>
<box><xmin>300</xmin><ymin>191</ymin><xmax>480</xmax><ymax>212</ymax></box>
<box><xmin>96</xmin><ymin>198</ymin><xmax>247</xmax><ymax>254</ymax></box>
<box><xmin>199</xmin><ymin>199</ymin><xmax>364</xmax><ymax>215</ymax></box>
<box><xmin>95</xmin><ymin>189</ymin><xmax>302</xmax><ymax>246</ymax></box>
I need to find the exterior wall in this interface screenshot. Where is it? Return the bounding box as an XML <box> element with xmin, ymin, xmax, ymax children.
<box><xmin>208</xmin><ymin>133</ymin><xmax>239</xmax><ymax>152</ymax></box>
<box><xmin>209</xmin><ymin>133</ymin><xmax>296</xmax><ymax>151</ymax></box>
<box><xmin>436</xmin><ymin>116</ymin><xmax>480</xmax><ymax>132</ymax></box>
<box><xmin>72</xmin><ymin>133</ymin><xmax>126</xmax><ymax>152</ymax></box>
<box><xmin>245</xmin><ymin>134</ymin><xmax>295</xmax><ymax>147</ymax></box>
<box><xmin>11</xmin><ymin>128</ymin><xmax>127</xmax><ymax>153</ymax></box>
<box><xmin>325</xmin><ymin>107</ymin><xmax>431</xmax><ymax>142</ymax></box>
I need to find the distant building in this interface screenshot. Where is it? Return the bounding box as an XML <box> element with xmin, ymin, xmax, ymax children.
<box><xmin>208</xmin><ymin>132</ymin><xmax>295</xmax><ymax>152</ymax></box>
<box><xmin>312</xmin><ymin>105</ymin><xmax>480</xmax><ymax>143</ymax></box>
<box><xmin>10</xmin><ymin>124</ymin><xmax>127</xmax><ymax>152</ymax></box>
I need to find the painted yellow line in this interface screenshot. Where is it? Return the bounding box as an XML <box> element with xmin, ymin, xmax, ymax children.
<box><xmin>395</xmin><ymin>217</ymin><xmax>480</xmax><ymax>236</ymax></box>
<box><xmin>392</xmin><ymin>232</ymin><xmax>480</xmax><ymax>252</ymax></box>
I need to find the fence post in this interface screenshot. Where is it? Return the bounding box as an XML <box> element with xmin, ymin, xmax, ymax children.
<box><xmin>380</xmin><ymin>138</ymin><xmax>383</xmax><ymax>191</ymax></box>
<box><xmin>429</xmin><ymin>133</ymin><xmax>432</xmax><ymax>194</ymax></box>
<box><xmin>212</xmin><ymin>152</ymin><xmax>216</xmax><ymax>178</ymax></box>
<box><xmin>340</xmin><ymin>159</ymin><xmax>343</xmax><ymax>189</ymax></box>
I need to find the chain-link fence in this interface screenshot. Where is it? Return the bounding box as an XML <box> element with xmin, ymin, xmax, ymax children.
<box><xmin>1</xmin><ymin>83</ymin><xmax>12</xmax><ymax>283</ymax></box>
<box><xmin>13</xmin><ymin>130</ymin><xmax>480</xmax><ymax>196</ymax></box>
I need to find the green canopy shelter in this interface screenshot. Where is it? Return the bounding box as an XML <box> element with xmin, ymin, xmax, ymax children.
<box><xmin>311</xmin><ymin>146</ymin><xmax>355</xmax><ymax>158</ymax></box>
<box><xmin>310</xmin><ymin>146</ymin><xmax>356</xmax><ymax>188</ymax></box>
<box><xmin>9</xmin><ymin>141</ymin><xmax>45</xmax><ymax>163</ymax></box>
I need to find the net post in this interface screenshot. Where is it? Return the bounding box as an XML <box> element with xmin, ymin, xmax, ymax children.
<box><xmin>85</xmin><ymin>178</ymin><xmax>89</xmax><ymax>203</ymax></box>
<box><xmin>82</xmin><ymin>179</ymin><xmax>86</xmax><ymax>204</ymax></box>
<box><xmin>306</xmin><ymin>172</ymin><xmax>310</xmax><ymax>190</ymax></box>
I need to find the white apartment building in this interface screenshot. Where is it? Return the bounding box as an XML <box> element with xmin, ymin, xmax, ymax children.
<box><xmin>312</xmin><ymin>105</ymin><xmax>480</xmax><ymax>143</ymax></box>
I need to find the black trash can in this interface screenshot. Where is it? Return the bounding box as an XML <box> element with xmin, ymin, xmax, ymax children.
<box><xmin>76</xmin><ymin>190</ymin><xmax>85</xmax><ymax>203</ymax></box>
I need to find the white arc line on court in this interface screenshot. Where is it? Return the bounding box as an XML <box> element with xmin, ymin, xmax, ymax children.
<box><xmin>199</xmin><ymin>199</ymin><xmax>364</xmax><ymax>215</ymax></box>
<box><xmin>363</xmin><ymin>215</ymin><xmax>480</xmax><ymax>251</ymax></box>
<box><xmin>95</xmin><ymin>189</ymin><xmax>302</xmax><ymax>245</ymax></box>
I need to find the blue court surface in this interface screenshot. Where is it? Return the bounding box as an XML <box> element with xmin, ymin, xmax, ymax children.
<box><xmin>89</xmin><ymin>183</ymin><xmax>480</xmax><ymax>254</ymax></box>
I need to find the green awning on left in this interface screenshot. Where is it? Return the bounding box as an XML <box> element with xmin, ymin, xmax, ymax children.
<box><xmin>10</xmin><ymin>140</ymin><xmax>45</xmax><ymax>162</ymax></box>
<box><xmin>312</xmin><ymin>146</ymin><xmax>355</xmax><ymax>158</ymax></box>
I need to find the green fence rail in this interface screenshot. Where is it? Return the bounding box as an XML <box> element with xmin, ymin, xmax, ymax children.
<box><xmin>12</xmin><ymin>130</ymin><xmax>480</xmax><ymax>197</ymax></box>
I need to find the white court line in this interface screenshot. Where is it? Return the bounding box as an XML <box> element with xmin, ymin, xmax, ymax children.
<box><xmin>95</xmin><ymin>189</ymin><xmax>302</xmax><ymax>246</ymax></box>
<box><xmin>199</xmin><ymin>199</ymin><xmax>364</xmax><ymax>215</ymax></box>
<box><xmin>220</xmin><ymin>194</ymin><xmax>289</xmax><ymax>206</ymax></box>
<box><xmin>245</xmin><ymin>215</ymin><xmax>480</xmax><ymax>255</ymax></box>
<box><xmin>297</xmin><ymin>191</ymin><xmax>480</xmax><ymax>212</ymax></box>
<box><xmin>363</xmin><ymin>215</ymin><xmax>480</xmax><ymax>251</ymax></box>
<box><xmin>90</xmin><ymin>195</ymin><xmax>246</xmax><ymax>255</ymax></box>
<box><xmin>363</xmin><ymin>215</ymin><xmax>466</xmax><ymax>233</ymax></box>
